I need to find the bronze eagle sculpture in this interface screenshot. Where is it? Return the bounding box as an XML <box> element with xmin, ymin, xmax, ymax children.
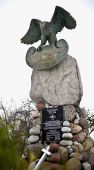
<box><xmin>21</xmin><ymin>6</ymin><xmax>76</xmax><ymax>50</ymax></box>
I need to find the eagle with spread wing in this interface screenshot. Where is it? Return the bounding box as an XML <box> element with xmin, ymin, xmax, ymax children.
<box><xmin>21</xmin><ymin>6</ymin><xmax>76</xmax><ymax>50</ymax></box>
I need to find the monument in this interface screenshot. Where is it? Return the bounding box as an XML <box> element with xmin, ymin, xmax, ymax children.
<box><xmin>21</xmin><ymin>6</ymin><xmax>94</xmax><ymax>170</ymax></box>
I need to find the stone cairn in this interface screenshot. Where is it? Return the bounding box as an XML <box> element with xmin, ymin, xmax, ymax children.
<box><xmin>24</xmin><ymin>40</ymin><xmax>94</xmax><ymax>170</ymax></box>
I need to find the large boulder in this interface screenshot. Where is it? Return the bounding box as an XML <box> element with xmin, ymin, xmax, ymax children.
<box><xmin>30</xmin><ymin>53</ymin><xmax>83</xmax><ymax>106</ymax></box>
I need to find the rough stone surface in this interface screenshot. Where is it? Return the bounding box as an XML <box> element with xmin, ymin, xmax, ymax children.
<box><xmin>88</xmin><ymin>148</ymin><xmax>94</xmax><ymax>168</ymax></box>
<box><xmin>29</xmin><ymin>125</ymin><xmax>40</xmax><ymax>135</ymax></box>
<box><xmin>78</xmin><ymin>143</ymin><xmax>83</xmax><ymax>152</ymax></box>
<box><xmin>71</xmin><ymin>144</ymin><xmax>79</xmax><ymax>153</ymax></box>
<box><xmin>33</xmin><ymin>117</ymin><xmax>41</xmax><ymax>126</ymax></box>
<box><xmin>82</xmin><ymin>137</ymin><xmax>94</xmax><ymax>152</ymax></box>
<box><xmin>79</xmin><ymin>118</ymin><xmax>89</xmax><ymax>132</ymax></box>
<box><xmin>63</xmin><ymin>157</ymin><xmax>81</xmax><ymax>170</ymax></box>
<box><xmin>70</xmin><ymin>123</ymin><xmax>82</xmax><ymax>134</ymax></box>
<box><xmin>60</xmin><ymin>140</ymin><xmax>73</xmax><ymax>146</ymax></box>
<box><xmin>82</xmin><ymin>162</ymin><xmax>91</xmax><ymax>170</ymax></box>
<box><xmin>27</xmin><ymin>135</ymin><xmax>39</xmax><ymax>144</ymax></box>
<box><xmin>30</xmin><ymin>55</ymin><xmax>83</xmax><ymax>106</ymax></box>
<box><xmin>63</xmin><ymin>121</ymin><xmax>70</xmax><ymax>127</ymax></box>
<box><xmin>28</xmin><ymin>161</ymin><xmax>36</xmax><ymax>170</ymax></box>
<box><xmin>62</xmin><ymin>133</ymin><xmax>73</xmax><ymax>139</ymax></box>
<box><xmin>58</xmin><ymin>146</ymin><xmax>69</xmax><ymax>163</ymax></box>
<box><xmin>61</xmin><ymin>127</ymin><xmax>71</xmax><ymax>133</ymax></box>
<box><xmin>64</xmin><ymin>105</ymin><xmax>77</xmax><ymax>121</ymax></box>
<box><xmin>73</xmin><ymin>131</ymin><xmax>86</xmax><ymax>143</ymax></box>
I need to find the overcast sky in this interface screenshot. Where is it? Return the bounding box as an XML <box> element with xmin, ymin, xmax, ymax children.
<box><xmin>0</xmin><ymin>0</ymin><xmax>94</xmax><ymax>109</ymax></box>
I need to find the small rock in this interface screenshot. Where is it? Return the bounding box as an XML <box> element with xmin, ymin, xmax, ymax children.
<box><xmin>88</xmin><ymin>148</ymin><xmax>94</xmax><ymax>168</ymax></box>
<box><xmin>67</xmin><ymin>146</ymin><xmax>73</xmax><ymax>154</ymax></box>
<box><xmin>71</xmin><ymin>145</ymin><xmax>79</xmax><ymax>153</ymax></box>
<box><xmin>74</xmin><ymin>141</ymin><xmax>79</xmax><ymax>145</ymax></box>
<box><xmin>64</xmin><ymin>105</ymin><xmax>77</xmax><ymax>121</ymax></box>
<box><xmin>78</xmin><ymin>143</ymin><xmax>83</xmax><ymax>152</ymax></box>
<box><xmin>63</xmin><ymin>121</ymin><xmax>70</xmax><ymax>127</ymax></box>
<box><xmin>32</xmin><ymin>110</ymin><xmax>40</xmax><ymax>119</ymax></box>
<box><xmin>28</xmin><ymin>161</ymin><xmax>37</xmax><ymax>170</ymax></box>
<box><xmin>74</xmin><ymin>119</ymin><xmax>79</xmax><ymax>124</ymax></box>
<box><xmin>82</xmin><ymin>162</ymin><xmax>91</xmax><ymax>170</ymax></box>
<box><xmin>50</xmin><ymin>143</ymin><xmax>59</xmax><ymax>153</ymax></box>
<box><xmin>33</xmin><ymin>117</ymin><xmax>41</xmax><ymax>126</ymax></box>
<box><xmin>61</xmin><ymin>127</ymin><xmax>71</xmax><ymax>132</ymax></box>
<box><xmin>62</xmin><ymin>133</ymin><xmax>73</xmax><ymax>139</ymax></box>
<box><xmin>60</xmin><ymin>140</ymin><xmax>73</xmax><ymax>146</ymax></box>
<box><xmin>29</xmin><ymin>125</ymin><xmax>40</xmax><ymax>135</ymax></box>
<box><xmin>79</xmin><ymin>118</ymin><xmax>89</xmax><ymax>130</ymax></box>
<box><xmin>48</xmin><ymin>153</ymin><xmax>61</xmax><ymax>163</ymax></box>
<box><xmin>36</xmin><ymin>102</ymin><xmax>45</xmax><ymax>111</ymax></box>
<box><xmin>40</xmin><ymin>162</ymin><xmax>62</xmax><ymax>170</ymax></box>
<box><xmin>63</xmin><ymin>157</ymin><xmax>81</xmax><ymax>170</ymax></box>
<box><xmin>82</xmin><ymin>137</ymin><xmax>94</xmax><ymax>152</ymax></box>
<box><xmin>58</xmin><ymin>146</ymin><xmax>69</xmax><ymax>163</ymax></box>
<box><xmin>70</xmin><ymin>152</ymin><xmax>83</xmax><ymax>161</ymax></box>
<box><xmin>27</xmin><ymin>135</ymin><xmax>39</xmax><ymax>144</ymax></box>
<box><xmin>70</xmin><ymin>123</ymin><xmax>82</xmax><ymax>134</ymax></box>
<box><xmin>73</xmin><ymin>131</ymin><xmax>86</xmax><ymax>143</ymax></box>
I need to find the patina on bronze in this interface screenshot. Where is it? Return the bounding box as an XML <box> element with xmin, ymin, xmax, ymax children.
<box><xmin>41</xmin><ymin>106</ymin><xmax>64</xmax><ymax>144</ymax></box>
<box><xmin>26</xmin><ymin>39</ymin><xmax>68</xmax><ymax>70</ymax></box>
<box><xmin>21</xmin><ymin>6</ymin><xmax>76</xmax><ymax>50</ymax></box>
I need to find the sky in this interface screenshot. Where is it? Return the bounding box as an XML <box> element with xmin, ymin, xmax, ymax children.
<box><xmin>0</xmin><ymin>0</ymin><xmax>94</xmax><ymax>110</ymax></box>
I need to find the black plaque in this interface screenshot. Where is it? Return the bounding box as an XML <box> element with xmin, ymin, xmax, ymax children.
<box><xmin>41</xmin><ymin>106</ymin><xmax>64</xmax><ymax>144</ymax></box>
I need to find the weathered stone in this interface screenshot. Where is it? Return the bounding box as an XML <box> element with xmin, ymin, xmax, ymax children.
<box><xmin>62</xmin><ymin>133</ymin><xmax>73</xmax><ymax>139</ymax></box>
<box><xmin>29</xmin><ymin>125</ymin><xmax>40</xmax><ymax>135</ymax></box>
<box><xmin>76</xmin><ymin>107</ymin><xmax>87</xmax><ymax>118</ymax></box>
<box><xmin>70</xmin><ymin>152</ymin><xmax>83</xmax><ymax>160</ymax></box>
<box><xmin>82</xmin><ymin>137</ymin><xmax>94</xmax><ymax>152</ymax></box>
<box><xmin>33</xmin><ymin>117</ymin><xmax>41</xmax><ymax>126</ymax></box>
<box><xmin>27</xmin><ymin>135</ymin><xmax>39</xmax><ymax>144</ymax></box>
<box><xmin>67</xmin><ymin>146</ymin><xmax>73</xmax><ymax>154</ymax></box>
<box><xmin>36</xmin><ymin>102</ymin><xmax>45</xmax><ymax>111</ymax></box>
<box><xmin>40</xmin><ymin>162</ymin><xmax>62</xmax><ymax>170</ymax></box>
<box><xmin>60</xmin><ymin>140</ymin><xmax>73</xmax><ymax>146</ymax></box>
<box><xmin>25</xmin><ymin>143</ymin><xmax>43</xmax><ymax>163</ymax></box>
<box><xmin>61</xmin><ymin>127</ymin><xmax>71</xmax><ymax>133</ymax></box>
<box><xmin>74</xmin><ymin>112</ymin><xmax>80</xmax><ymax>124</ymax></box>
<box><xmin>72</xmin><ymin>144</ymin><xmax>79</xmax><ymax>153</ymax></box>
<box><xmin>63</xmin><ymin>157</ymin><xmax>81</xmax><ymax>170</ymax></box>
<box><xmin>64</xmin><ymin>105</ymin><xmax>77</xmax><ymax>121</ymax></box>
<box><xmin>73</xmin><ymin>131</ymin><xmax>86</xmax><ymax>143</ymax></box>
<box><xmin>30</xmin><ymin>55</ymin><xmax>83</xmax><ymax>106</ymax></box>
<box><xmin>28</xmin><ymin>161</ymin><xmax>36</xmax><ymax>170</ymax></box>
<box><xmin>47</xmin><ymin>153</ymin><xmax>61</xmax><ymax>163</ymax></box>
<box><xmin>63</xmin><ymin>121</ymin><xmax>70</xmax><ymax>127</ymax></box>
<box><xmin>58</xmin><ymin>146</ymin><xmax>69</xmax><ymax>163</ymax></box>
<box><xmin>32</xmin><ymin>110</ymin><xmax>40</xmax><ymax>119</ymax></box>
<box><xmin>70</xmin><ymin>123</ymin><xmax>82</xmax><ymax>134</ymax></box>
<box><xmin>88</xmin><ymin>148</ymin><xmax>94</xmax><ymax>168</ymax></box>
<box><xmin>50</xmin><ymin>143</ymin><xmax>59</xmax><ymax>153</ymax></box>
<box><xmin>79</xmin><ymin>118</ymin><xmax>89</xmax><ymax>131</ymax></box>
<box><xmin>78</xmin><ymin>143</ymin><xmax>83</xmax><ymax>152</ymax></box>
<box><xmin>82</xmin><ymin>162</ymin><xmax>91</xmax><ymax>170</ymax></box>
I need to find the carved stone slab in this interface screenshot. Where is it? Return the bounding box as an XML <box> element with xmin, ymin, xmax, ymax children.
<box><xmin>26</xmin><ymin>39</ymin><xmax>68</xmax><ymax>70</ymax></box>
